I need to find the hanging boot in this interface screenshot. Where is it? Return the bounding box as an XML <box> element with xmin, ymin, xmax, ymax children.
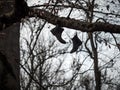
<box><xmin>51</xmin><ymin>25</ymin><xmax>66</xmax><ymax>44</ymax></box>
<box><xmin>70</xmin><ymin>34</ymin><xmax>82</xmax><ymax>53</ymax></box>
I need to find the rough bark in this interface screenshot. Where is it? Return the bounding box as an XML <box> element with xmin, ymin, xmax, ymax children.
<box><xmin>0</xmin><ymin>0</ymin><xmax>15</xmax><ymax>17</ymax></box>
<box><xmin>28</xmin><ymin>8</ymin><xmax>120</xmax><ymax>34</ymax></box>
<box><xmin>0</xmin><ymin>0</ymin><xmax>20</xmax><ymax>90</ymax></box>
<box><xmin>0</xmin><ymin>23</ymin><xmax>20</xmax><ymax>90</ymax></box>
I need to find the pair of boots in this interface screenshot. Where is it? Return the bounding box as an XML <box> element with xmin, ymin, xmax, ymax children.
<box><xmin>51</xmin><ymin>25</ymin><xmax>82</xmax><ymax>53</ymax></box>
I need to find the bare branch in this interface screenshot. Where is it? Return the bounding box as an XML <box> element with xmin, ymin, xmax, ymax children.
<box><xmin>28</xmin><ymin>8</ymin><xmax>120</xmax><ymax>34</ymax></box>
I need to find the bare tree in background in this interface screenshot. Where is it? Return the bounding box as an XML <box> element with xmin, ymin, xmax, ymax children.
<box><xmin>20</xmin><ymin>18</ymin><xmax>96</xmax><ymax>90</ymax></box>
<box><xmin>20</xmin><ymin>20</ymin><xmax>83</xmax><ymax>90</ymax></box>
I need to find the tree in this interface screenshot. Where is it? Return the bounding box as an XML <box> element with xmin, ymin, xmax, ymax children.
<box><xmin>1</xmin><ymin>0</ymin><xmax>120</xmax><ymax>90</ymax></box>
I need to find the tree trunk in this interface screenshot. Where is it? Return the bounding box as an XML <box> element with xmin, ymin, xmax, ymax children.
<box><xmin>89</xmin><ymin>33</ymin><xmax>101</xmax><ymax>90</ymax></box>
<box><xmin>0</xmin><ymin>23</ymin><xmax>20</xmax><ymax>90</ymax></box>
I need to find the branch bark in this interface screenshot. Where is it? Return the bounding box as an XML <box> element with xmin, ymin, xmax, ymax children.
<box><xmin>28</xmin><ymin>8</ymin><xmax>120</xmax><ymax>34</ymax></box>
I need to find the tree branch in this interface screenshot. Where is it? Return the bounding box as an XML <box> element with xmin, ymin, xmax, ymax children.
<box><xmin>29</xmin><ymin>8</ymin><xmax>120</xmax><ymax>34</ymax></box>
